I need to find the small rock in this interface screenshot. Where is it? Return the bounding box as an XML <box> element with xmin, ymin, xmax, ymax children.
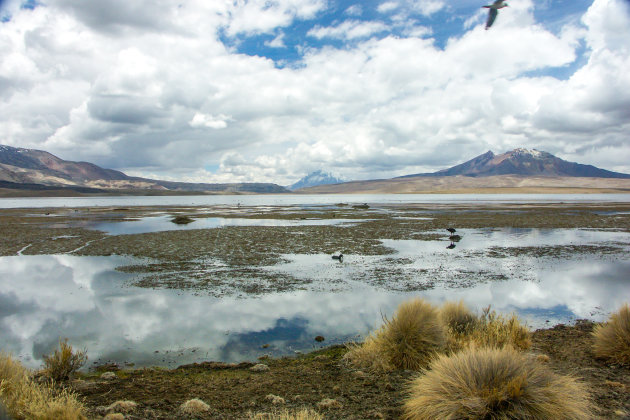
<box><xmin>179</xmin><ymin>398</ymin><xmax>210</xmax><ymax>415</ymax></box>
<box><xmin>100</xmin><ymin>372</ymin><xmax>117</xmax><ymax>380</ymax></box>
<box><xmin>250</xmin><ymin>363</ymin><xmax>270</xmax><ymax>372</ymax></box>
<box><xmin>105</xmin><ymin>401</ymin><xmax>137</xmax><ymax>414</ymax></box>
<box><xmin>315</xmin><ymin>335</ymin><xmax>325</xmax><ymax>342</ymax></box>
<box><xmin>265</xmin><ymin>394</ymin><xmax>285</xmax><ymax>405</ymax></box>
<box><xmin>317</xmin><ymin>398</ymin><xmax>343</xmax><ymax>410</ymax></box>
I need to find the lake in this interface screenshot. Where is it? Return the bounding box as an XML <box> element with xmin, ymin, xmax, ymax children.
<box><xmin>1</xmin><ymin>194</ymin><xmax>629</xmax><ymax>369</ymax></box>
<box><xmin>2</xmin><ymin>193</ymin><xmax>630</xmax><ymax>209</ymax></box>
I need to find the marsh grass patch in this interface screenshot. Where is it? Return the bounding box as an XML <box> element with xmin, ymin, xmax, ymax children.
<box><xmin>42</xmin><ymin>338</ymin><xmax>87</xmax><ymax>382</ymax></box>
<box><xmin>0</xmin><ymin>353</ymin><xmax>87</xmax><ymax>420</ymax></box>
<box><xmin>344</xmin><ymin>298</ymin><xmax>445</xmax><ymax>371</ymax></box>
<box><xmin>592</xmin><ymin>303</ymin><xmax>630</xmax><ymax>364</ymax></box>
<box><xmin>403</xmin><ymin>346</ymin><xmax>592</xmax><ymax>420</ymax></box>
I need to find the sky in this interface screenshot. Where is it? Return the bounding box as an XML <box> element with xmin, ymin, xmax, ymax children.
<box><xmin>0</xmin><ymin>0</ymin><xmax>629</xmax><ymax>185</ymax></box>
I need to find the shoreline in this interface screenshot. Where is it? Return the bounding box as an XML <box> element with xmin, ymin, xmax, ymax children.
<box><xmin>66</xmin><ymin>320</ymin><xmax>628</xmax><ymax>419</ymax></box>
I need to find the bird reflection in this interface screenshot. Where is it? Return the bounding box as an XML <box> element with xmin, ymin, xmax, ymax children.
<box><xmin>445</xmin><ymin>228</ymin><xmax>462</xmax><ymax>249</ymax></box>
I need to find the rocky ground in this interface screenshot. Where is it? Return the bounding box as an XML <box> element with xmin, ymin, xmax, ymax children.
<box><xmin>69</xmin><ymin>321</ymin><xmax>629</xmax><ymax>419</ymax></box>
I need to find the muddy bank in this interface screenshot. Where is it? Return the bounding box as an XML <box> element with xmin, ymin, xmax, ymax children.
<box><xmin>71</xmin><ymin>321</ymin><xmax>629</xmax><ymax>419</ymax></box>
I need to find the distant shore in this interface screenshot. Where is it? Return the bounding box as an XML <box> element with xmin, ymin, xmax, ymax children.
<box><xmin>2</xmin><ymin>174</ymin><xmax>630</xmax><ymax>197</ymax></box>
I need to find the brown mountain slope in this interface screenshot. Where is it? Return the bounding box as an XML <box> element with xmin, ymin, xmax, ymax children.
<box><xmin>297</xmin><ymin>175</ymin><xmax>630</xmax><ymax>194</ymax></box>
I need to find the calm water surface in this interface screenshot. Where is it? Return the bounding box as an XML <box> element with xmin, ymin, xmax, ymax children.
<box><xmin>2</xmin><ymin>193</ymin><xmax>630</xmax><ymax>209</ymax></box>
<box><xmin>1</xmin><ymin>227</ymin><xmax>628</xmax><ymax>369</ymax></box>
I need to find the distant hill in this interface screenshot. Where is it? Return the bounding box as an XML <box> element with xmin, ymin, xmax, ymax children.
<box><xmin>398</xmin><ymin>148</ymin><xmax>630</xmax><ymax>179</ymax></box>
<box><xmin>289</xmin><ymin>170</ymin><xmax>345</xmax><ymax>190</ymax></box>
<box><xmin>297</xmin><ymin>148</ymin><xmax>630</xmax><ymax>194</ymax></box>
<box><xmin>0</xmin><ymin>145</ymin><xmax>289</xmax><ymax>195</ymax></box>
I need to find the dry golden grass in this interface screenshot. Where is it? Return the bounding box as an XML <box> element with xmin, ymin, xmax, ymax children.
<box><xmin>344</xmin><ymin>298</ymin><xmax>445</xmax><ymax>371</ymax></box>
<box><xmin>403</xmin><ymin>346</ymin><xmax>592</xmax><ymax>420</ymax></box>
<box><xmin>446</xmin><ymin>306</ymin><xmax>530</xmax><ymax>353</ymax></box>
<box><xmin>592</xmin><ymin>303</ymin><xmax>630</xmax><ymax>364</ymax></box>
<box><xmin>248</xmin><ymin>408</ymin><xmax>323</xmax><ymax>420</ymax></box>
<box><xmin>0</xmin><ymin>353</ymin><xmax>86</xmax><ymax>420</ymax></box>
<box><xmin>343</xmin><ymin>337</ymin><xmax>392</xmax><ymax>372</ymax></box>
<box><xmin>42</xmin><ymin>338</ymin><xmax>87</xmax><ymax>382</ymax></box>
<box><xmin>439</xmin><ymin>301</ymin><xmax>477</xmax><ymax>336</ymax></box>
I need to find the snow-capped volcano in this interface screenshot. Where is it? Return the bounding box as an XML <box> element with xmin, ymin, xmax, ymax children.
<box><xmin>289</xmin><ymin>170</ymin><xmax>345</xmax><ymax>190</ymax></box>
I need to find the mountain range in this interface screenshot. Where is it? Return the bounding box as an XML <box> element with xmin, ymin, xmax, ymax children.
<box><xmin>0</xmin><ymin>145</ymin><xmax>288</xmax><ymax>195</ymax></box>
<box><xmin>1</xmin><ymin>144</ymin><xmax>629</xmax><ymax>196</ymax></box>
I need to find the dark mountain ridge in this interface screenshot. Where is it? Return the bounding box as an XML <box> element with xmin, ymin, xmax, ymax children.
<box><xmin>0</xmin><ymin>145</ymin><xmax>288</xmax><ymax>194</ymax></box>
<box><xmin>399</xmin><ymin>148</ymin><xmax>630</xmax><ymax>179</ymax></box>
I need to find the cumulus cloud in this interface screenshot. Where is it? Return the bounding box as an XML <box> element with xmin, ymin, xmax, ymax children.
<box><xmin>307</xmin><ymin>20</ymin><xmax>390</xmax><ymax>40</ymax></box>
<box><xmin>0</xmin><ymin>0</ymin><xmax>629</xmax><ymax>184</ymax></box>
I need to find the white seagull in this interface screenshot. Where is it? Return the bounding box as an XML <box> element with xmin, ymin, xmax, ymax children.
<box><xmin>483</xmin><ymin>0</ymin><xmax>508</xmax><ymax>30</ymax></box>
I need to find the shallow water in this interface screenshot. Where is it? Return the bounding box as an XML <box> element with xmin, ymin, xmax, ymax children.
<box><xmin>87</xmin><ymin>215</ymin><xmax>365</xmax><ymax>235</ymax></box>
<box><xmin>2</xmin><ymin>193</ymin><xmax>630</xmax><ymax>209</ymax></box>
<box><xmin>1</xmin><ymin>227</ymin><xmax>628</xmax><ymax>369</ymax></box>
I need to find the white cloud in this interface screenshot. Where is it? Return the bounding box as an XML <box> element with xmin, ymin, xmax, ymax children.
<box><xmin>0</xmin><ymin>0</ymin><xmax>629</xmax><ymax>185</ymax></box>
<box><xmin>377</xmin><ymin>1</ymin><xmax>399</xmax><ymax>13</ymax></box>
<box><xmin>189</xmin><ymin>113</ymin><xmax>232</xmax><ymax>129</ymax></box>
<box><xmin>345</xmin><ymin>4</ymin><xmax>362</xmax><ymax>16</ymax></box>
<box><xmin>265</xmin><ymin>32</ymin><xmax>286</xmax><ymax>48</ymax></box>
<box><xmin>308</xmin><ymin>20</ymin><xmax>390</xmax><ymax>40</ymax></box>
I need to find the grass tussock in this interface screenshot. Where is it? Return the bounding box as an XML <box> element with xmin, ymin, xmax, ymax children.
<box><xmin>179</xmin><ymin>398</ymin><xmax>210</xmax><ymax>415</ymax></box>
<box><xmin>42</xmin><ymin>338</ymin><xmax>87</xmax><ymax>382</ymax></box>
<box><xmin>403</xmin><ymin>346</ymin><xmax>591</xmax><ymax>420</ymax></box>
<box><xmin>0</xmin><ymin>353</ymin><xmax>86</xmax><ymax>420</ymax></box>
<box><xmin>249</xmin><ymin>408</ymin><xmax>323</xmax><ymax>420</ymax></box>
<box><xmin>445</xmin><ymin>306</ymin><xmax>531</xmax><ymax>353</ymax></box>
<box><xmin>592</xmin><ymin>303</ymin><xmax>630</xmax><ymax>364</ymax></box>
<box><xmin>344</xmin><ymin>298</ymin><xmax>445</xmax><ymax>371</ymax></box>
<box><xmin>439</xmin><ymin>300</ymin><xmax>477</xmax><ymax>336</ymax></box>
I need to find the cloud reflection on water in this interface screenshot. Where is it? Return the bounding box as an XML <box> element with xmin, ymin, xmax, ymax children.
<box><xmin>1</xmin><ymin>227</ymin><xmax>629</xmax><ymax>369</ymax></box>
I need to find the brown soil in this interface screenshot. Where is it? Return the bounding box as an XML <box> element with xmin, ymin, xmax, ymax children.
<box><xmin>71</xmin><ymin>322</ymin><xmax>629</xmax><ymax>419</ymax></box>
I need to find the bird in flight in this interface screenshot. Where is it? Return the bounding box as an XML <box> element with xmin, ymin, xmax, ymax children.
<box><xmin>483</xmin><ymin>0</ymin><xmax>509</xmax><ymax>30</ymax></box>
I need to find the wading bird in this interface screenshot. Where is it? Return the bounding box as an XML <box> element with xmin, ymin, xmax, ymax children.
<box><xmin>447</xmin><ymin>228</ymin><xmax>456</xmax><ymax>235</ymax></box>
<box><xmin>483</xmin><ymin>0</ymin><xmax>508</xmax><ymax>30</ymax></box>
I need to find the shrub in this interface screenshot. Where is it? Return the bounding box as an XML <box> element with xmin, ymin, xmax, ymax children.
<box><xmin>403</xmin><ymin>346</ymin><xmax>591</xmax><ymax>420</ymax></box>
<box><xmin>0</xmin><ymin>353</ymin><xmax>86</xmax><ymax>420</ymax></box>
<box><xmin>439</xmin><ymin>300</ymin><xmax>477</xmax><ymax>336</ymax></box>
<box><xmin>344</xmin><ymin>298</ymin><xmax>445</xmax><ymax>371</ymax></box>
<box><xmin>249</xmin><ymin>408</ymin><xmax>323</xmax><ymax>420</ymax></box>
<box><xmin>592</xmin><ymin>303</ymin><xmax>630</xmax><ymax>364</ymax></box>
<box><xmin>467</xmin><ymin>306</ymin><xmax>531</xmax><ymax>351</ymax></box>
<box><xmin>343</xmin><ymin>337</ymin><xmax>392</xmax><ymax>372</ymax></box>
<box><xmin>42</xmin><ymin>338</ymin><xmax>87</xmax><ymax>382</ymax></box>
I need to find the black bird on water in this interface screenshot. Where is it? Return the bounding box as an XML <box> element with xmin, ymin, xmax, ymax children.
<box><xmin>483</xmin><ymin>0</ymin><xmax>508</xmax><ymax>30</ymax></box>
<box><xmin>332</xmin><ymin>252</ymin><xmax>343</xmax><ymax>262</ymax></box>
<box><xmin>447</xmin><ymin>228</ymin><xmax>456</xmax><ymax>235</ymax></box>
